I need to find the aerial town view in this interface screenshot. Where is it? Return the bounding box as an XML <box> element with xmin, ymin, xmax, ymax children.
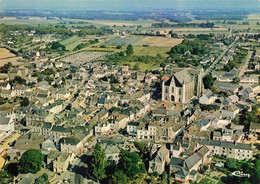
<box><xmin>0</xmin><ymin>0</ymin><xmax>259</xmax><ymax>183</ymax></box>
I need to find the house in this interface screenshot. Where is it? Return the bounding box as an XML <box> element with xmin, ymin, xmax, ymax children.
<box><xmin>221</xmin><ymin>104</ymin><xmax>239</xmax><ymax>119</ymax></box>
<box><xmin>47</xmin><ymin>151</ymin><xmax>72</xmax><ymax>174</ymax></box>
<box><xmin>60</xmin><ymin>137</ymin><xmax>83</xmax><ymax>154</ymax></box>
<box><xmin>55</xmin><ymin>88</ymin><xmax>71</xmax><ymax>100</ymax></box>
<box><xmin>170</xmin><ymin>145</ymin><xmax>210</xmax><ymax>183</ymax></box>
<box><xmin>104</xmin><ymin>145</ymin><xmax>121</xmax><ymax>165</ymax></box>
<box><xmin>0</xmin><ymin>117</ymin><xmax>15</xmax><ymax>132</ymax></box>
<box><xmin>0</xmin><ymin>90</ymin><xmax>15</xmax><ymax>99</ymax></box>
<box><xmin>45</xmin><ymin>101</ymin><xmax>63</xmax><ymax>114</ymax></box>
<box><xmin>148</xmin><ymin>145</ymin><xmax>170</xmax><ymax>174</ymax></box>
<box><xmin>127</xmin><ymin>122</ymin><xmax>139</xmax><ymax>138</ymax></box>
<box><xmin>0</xmin><ymin>82</ymin><xmax>11</xmax><ymax>90</ymax></box>
<box><xmin>95</xmin><ymin>122</ymin><xmax>115</xmax><ymax>135</ymax></box>
<box><xmin>199</xmin><ymin>91</ymin><xmax>218</xmax><ymax>105</ymax></box>
<box><xmin>196</xmin><ymin>139</ymin><xmax>253</xmax><ymax>160</ymax></box>
<box><xmin>250</xmin><ymin>123</ymin><xmax>260</xmax><ymax>135</ymax></box>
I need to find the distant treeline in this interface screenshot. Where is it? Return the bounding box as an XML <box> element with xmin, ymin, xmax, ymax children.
<box><xmin>0</xmin><ymin>24</ymin><xmax>73</xmax><ymax>35</ymax></box>
<box><xmin>152</xmin><ymin>22</ymin><xmax>215</xmax><ymax>28</ymax></box>
<box><xmin>193</xmin><ymin>12</ymin><xmax>248</xmax><ymax>20</ymax></box>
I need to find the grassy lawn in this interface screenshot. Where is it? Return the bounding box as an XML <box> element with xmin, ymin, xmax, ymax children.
<box><xmin>60</xmin><ymin>35</ymin><xmax>83</xmax><ymax>51</ymax></box>
<box><xmin>124</xmin><ymin>61</ymin><xmax>159</xmax><ymax>73</ymax></box>
<box><xmin>134</xmin><ymin>46</ymin><xmax>170</xmax><ymax>57</ymax></box>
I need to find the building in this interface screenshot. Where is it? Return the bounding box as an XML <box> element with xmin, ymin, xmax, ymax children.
<box><xmin>196</xmin><ymin>139</ymin><xmax>253</xmax><ymax>160</ymax></box>
<box><xmin>0</xmin><ymin>117</ymin><xmax>15</xmax><ymax>132</ymax></box>
<box><xmin>47</xmin><ymin>151</ymin><xmax>72</xmax><ymax>174</ymax></box>
<box><xmin>162</xmin><ymin>69</ymin><xmax>203</xmax><ymax>104</ymax></box>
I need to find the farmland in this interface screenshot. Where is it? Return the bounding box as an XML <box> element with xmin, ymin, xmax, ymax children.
<box><xmin>60</xmin><ymin>36</ymin><xmax>84</xmax><ymax>51</ymax></box>
<box><xmin>135</xmin><ymin>36</ymin><xmax>183</xmax><ymax>47</ymax></box>
<box><xmin>0</xmin><ymin>48</ymin><xmax>16</xmax><ymax>60</ymax></box>
<box><xmin>102</xmin><ymin>36</ymin><xmax>144</xmax><ymax>46</ymax></box>
<box><xmin>134</xmin><ymin>46</ymin><xmax>171</xmax><ymax>57</ymax></box>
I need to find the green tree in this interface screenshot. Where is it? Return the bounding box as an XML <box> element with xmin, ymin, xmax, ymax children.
<box><xmin>203</xmin><ymin>74</ymin><xmax>214</xmax><ymax>89</ymax></box>
<box><xmin>89</xmin><ymin>143</ymin><xmax>107</xmax><ymax>181</ymax></box>
<box><xmin>0</xmin><ymin>170</ymin><xmax>12</xmax><ymax>184</ymax></box>
<box><xmin>232</xmin><ymin>77</ymin><xmax>240</xmax><ymax>84</ymax></box>
<box><xmin>19</xmin><ymin>149</ymin><xmax>43</xmax><ymax>174</ymax></box>
<box><xmin>226</xmin><ymin>158</ymin><xmax>236</xmax><ymax>170</ymax></box>
<box><xmin>133</xmin><ymin>63</ymin><xmax>140</xmax><ymax>71</ymax></box>
<box><xmin>20</xmin><ymin>97</ymin><xmax>30</xmax><ymax>107</ymax></box>
<box><xmin>51</xmin><ymin>42</ymin><xmax>66</xmax><ymax>51</ymax></box>
<box><xmin>118</xmin><ymin>150</ymin><xmax>145</xmax><ymax>180</ymax></box>
<box><xmin>108</xmin><ymin>170</ymin><xmax>128</xmax><ymax>184</ymax></box>
<box><xmin>42</xmin><ymin>173</ymin><xmax>48</xmax><ymax>182</ymax></box>
<box><xmin>126</xmin><ymin>44</ymin><xmax>134</xmax><ymax>56</ymax></box>
<box><xmin>35</xmin><ymin>176</ymin><xmax>44</xmax><ymax>184</ymax></box>
<box><xmin>134</xmin><ymin>142</ymin><xmax>149</xmax><ymax>158</ymax></box>
<box><xmin>13</xmin><ymin>76</ymin><xmax>26</xmax><ymax>85</ymax></box>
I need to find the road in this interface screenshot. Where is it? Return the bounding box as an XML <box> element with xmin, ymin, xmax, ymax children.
<box><xmin>204</xmin><ymin>37</ymin><xmax>239</xmax><ymax>75</ymax></box>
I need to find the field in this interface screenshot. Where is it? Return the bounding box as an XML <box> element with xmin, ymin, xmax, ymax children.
<box><xmin>102</xmin><ymin>36</ymin><xmax>144</xmax><ymax>46</ymax></box>
<box><xmin>0</xmin><ymin>57</ymin><xmax>21</xmax><ymax>67</ymax></box>
<box><xmin>60</xmin><ymin>36</ymin><xmax>84</xmax><ymax>51</ymax></box>
<box><xmin>124</xmin><ymin>61</ymin><xmax>159</xmax><ymax>73</ymax></box>
<box><xmin>0</xmin><ymin>48</ymin><xmax>16</xmax><ymax>60</ymax></box>
<box><xmin>135</xmin><ymin>36</ymin><xmax>183</xmax><ymax>47</ymax></box>
<box><xmin>85</xmin><ymin>19</ymin><xmax>155</xmax><ymax>27</ymax></box>
<box><xmin>134</xmin><ymin>46</ymin><xmax>171</xmax><ymax>57</ymax></box>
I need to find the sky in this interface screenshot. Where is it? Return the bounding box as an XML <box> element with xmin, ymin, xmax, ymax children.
<box><xmin>1</xmin><ymin>0</ymin><xmax>260</xmax><ymax>11</ymax></box>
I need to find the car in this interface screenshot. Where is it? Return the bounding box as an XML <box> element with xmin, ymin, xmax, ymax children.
<box><xmin>68</xmin><ymin>179</ymin><xmax>72</xmax><ymax>183</ymax></box>
<box><xmin>56</xmin><ymin>181</ymin><xmax>62</xmax><ymax>184</ymax></box>
<box><xmin>129</xmin><ymin>139</ymin><xmax>134</xmax><ymax>142</ymax></box>
<box><xmin>63</xmin><ymin>179</ymin><xmax>68</xmax><ymax>183</ymax></box>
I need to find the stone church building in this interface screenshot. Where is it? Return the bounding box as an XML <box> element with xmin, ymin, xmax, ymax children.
<box><xmin>162</xmin><ymin>69</ymin><xmax>203</xmax><ymax>104</ymax></box>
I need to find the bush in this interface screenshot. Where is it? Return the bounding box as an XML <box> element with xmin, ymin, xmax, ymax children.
<box><xmin>19</xmin><ymin>149</ymin><xmax>43</xmax><ymax>174</ymax></box>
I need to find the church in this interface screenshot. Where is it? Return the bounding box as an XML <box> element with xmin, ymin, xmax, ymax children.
<box><xmin>162</xmin><ymin>69</ymin><xmax>203</xmax><ymax>104</ymax></box>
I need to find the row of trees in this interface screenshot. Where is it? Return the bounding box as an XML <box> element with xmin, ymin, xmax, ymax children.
<box><xmin>73</xmin><ymin>39</ymin><xmax>99</xmax><ymax>51</ymax></box>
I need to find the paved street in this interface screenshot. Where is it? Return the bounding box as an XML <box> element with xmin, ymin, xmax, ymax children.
<box><xmin>205</xmin><ymin>37</ymin><xmax>239</xmax><ymax>75</ymax></box>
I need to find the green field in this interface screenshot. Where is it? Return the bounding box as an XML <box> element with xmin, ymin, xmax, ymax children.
<box><xmin>102</xmin><ymin>36</ymin><xmax>144</xmax><ymax>46</ymax></box>
<box><xmin>60</xmin><ymin>36</ymin><xmax>83</xmax><ymax>51</ymax></box>
<box><xmin>134</xmin><ymin>46</ymin><xmax>170</xmax><ymax>57</ymax></box>
<box><xmin>125</xmin><ymin>61</ymin><xmax>160</xmax><ymax>73</ymax></box>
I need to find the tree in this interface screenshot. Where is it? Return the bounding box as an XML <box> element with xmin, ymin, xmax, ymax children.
<box><xmin>226</xmin><ymin>158</ymin><xmax>236</xmax><ymax>170</ymax></box>
<box><xmin>118</xmin><ymin>150</ymin><xmax>145</xmax><ymax>180</ymax></box>
<box><xmin>0</xmin><ymin>170</ymin><xmax>12</xmax><ymax>184</ymax></box>
<box><xmin>203</xmin><ymin>74</ymin><xmax>214</xmax><ymax>89</ymax></box>
<box><xmin>232</xmin><ymin>77</ymin><xmax>240</xmax><ymax>84</ymax></box>
<box><xmin>20</xmin><ymin>97</ymin><xmax>29</xmax><ymax>107</ymax></box>
<box><xmin>51</xmin><ymin>41</ymin><xmax>66</xmax><ymax>51</ymax></box>
<box><xmin>160</xmin><ymin>62</ymin><xmax>166</xmax><ymax>68</ymax></box>
<box><xmin>19</xmin><ymin>149</ymin><xmax>43</xmax><ymax>174</ymax></box>
<box><xmin>126</xmin><ymin>44</ymin><xmax>134</xmax><ymax>56</ymax></box>
<box><xmin>133</xmin><ymin>63</ymin><xmax>140</xmax><ymax>71</ymax></box>
<box><xmin>89</xmin><ymin>143</ymin><xmax>107</xmax><ymax>181</ymax></box>
<box><xmin>211</xmin><ymin>85</ymin><xmax>219</xmax><ymax>93</ymax></box>
<box><xmin>108</xmin><ymin>170</ymin><xmax>128</xmax><ymax>184</ymax></box>
<box><xmin>134</xmin><ymin>142</ymin><xmax>148</xmax><ymax>158</ymax></box>
<box><xmin>35</xmin><ymin>176</ymin><xmax>44</xmax><ymax>184</ymax></box>
<box><xmin>42</xmin><ymin>173</ymin><xmax>48</xmax><ymax>182</ymax></box>
<box><xmin>13</xmin><ymin>76</ymin><xmax>26</xmax><ymax>85</ymax></box>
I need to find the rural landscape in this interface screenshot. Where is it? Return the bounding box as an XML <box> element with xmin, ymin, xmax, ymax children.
<box><xmin>0</xmin><ymin>0</ymin><xmax>259</xmax><ymax>184</ymax></box>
